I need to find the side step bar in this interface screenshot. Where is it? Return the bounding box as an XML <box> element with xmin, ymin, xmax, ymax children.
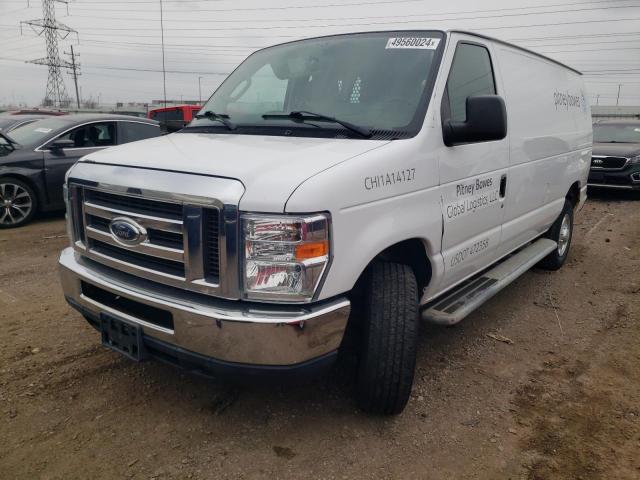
<box><xmin>422</xmin><ymin>238</ymin><xmax>557</xmax><ymax>325</ymax></box>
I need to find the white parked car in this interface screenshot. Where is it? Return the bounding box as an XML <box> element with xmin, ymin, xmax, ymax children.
<box><xmin>59</xmin><ymin>29</ymin><xmax>592</xmax><ymax>414</ymax></box>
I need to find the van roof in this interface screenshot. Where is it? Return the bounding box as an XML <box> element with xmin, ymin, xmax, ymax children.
<box><xmin>259</xmin><ymin>29</ymin><xmax>582</xmax><ymax>77</ymax></box>
<box><xmin>448</xmin><ymin>30</ymin><xmax>582</xmax><ymax>76</ymax></box>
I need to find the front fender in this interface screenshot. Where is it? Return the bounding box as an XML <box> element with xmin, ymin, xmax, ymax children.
<box><xmin>285</xmin><ymin>139</ymin><xmax>444</xmax><ymax>301</ymax></box>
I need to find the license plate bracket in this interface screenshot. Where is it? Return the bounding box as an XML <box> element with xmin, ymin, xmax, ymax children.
<box><xmin>100</xmin><ymin>313</ymin><xmax>145</xmax><ymax>362</ymax></box>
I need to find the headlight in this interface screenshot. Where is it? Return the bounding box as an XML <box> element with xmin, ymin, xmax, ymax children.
<box><xmin>629</xmin><ymin>155</ymin><xmax>640</xmax><ymax>165</ymax></box>
<box><xmin>242</xmin><ymin>213</ymin><xmax>330</xmax><ymax>302</ymax></box>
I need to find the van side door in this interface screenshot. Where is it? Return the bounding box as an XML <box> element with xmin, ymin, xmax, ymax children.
<box><xmin>437</xmin><ymin>39</ymin><xmax>509</xmax><ymax>289</ymax></box>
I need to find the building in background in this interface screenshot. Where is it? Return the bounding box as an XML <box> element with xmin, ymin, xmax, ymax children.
<box><xmin>592</xmin><ymin>106</ymin><xmax>640</xmax><ymax>122</ymax></box>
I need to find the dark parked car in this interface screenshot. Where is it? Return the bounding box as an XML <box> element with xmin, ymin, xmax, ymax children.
<box><xmin>588</xmin><ymin>120</ymin><xmax>640</xmax><ymax>191</ymax></box>
<box><xmin>0</xmin><ymin>114</ymin><xmax>160</xmax><ymax>228</ymax></box>
<box><xmin>0</xmin><ymin>114</ymin><xmax>48</xmax><ymax>133</ymax></box>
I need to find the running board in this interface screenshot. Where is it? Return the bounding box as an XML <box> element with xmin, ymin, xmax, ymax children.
<box><xmin>422</xmin><ymin>238</ymin><xmax>557</xmax><ymax>325</ymax></box>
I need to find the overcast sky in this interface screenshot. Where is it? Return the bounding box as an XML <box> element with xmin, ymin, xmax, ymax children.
<box><xmin>1</xmin><ymin>0</ymin><xmax>639</xmax><ymax>107</ymax></box>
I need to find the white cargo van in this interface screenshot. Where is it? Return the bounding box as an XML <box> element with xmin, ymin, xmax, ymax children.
<box><xmin>59</xmin><ymin>30</ymin><xmax>592</xmax><ymax>414</ymax></box>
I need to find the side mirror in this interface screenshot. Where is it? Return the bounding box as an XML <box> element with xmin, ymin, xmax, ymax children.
<box><xmin>443</xmin><ymin>95</ymin><xmax>507</xmax><ymax>147</ymax></box>
<box><xmin>48</xmin><ymin>138</ymin><xmax>75</xmax><ymax>151</ymax></box>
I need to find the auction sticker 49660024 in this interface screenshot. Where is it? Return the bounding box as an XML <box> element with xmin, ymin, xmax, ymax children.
<box><xmin>385</xmin><ymin>37</ymin><xmax>441</xmax><ymax>50</ymax></box>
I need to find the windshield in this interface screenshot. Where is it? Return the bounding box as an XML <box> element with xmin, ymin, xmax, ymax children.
<box><xmin>8</xmin><ymin>117</ymin><xmax>72</xmax><ymax>145</ymax></box>
<box><xmin>593</xmin><ymin>124</ymin><xmax>640</xmax><ymax>143</ymax></box>
<box><xmin>191</xmin><ymin>31</ymin><xmax>444</xmax><ymax>138</ymax></box>
<box><xmin>0</xmin><ymin>131</ymin><xmax>16</xmax><ymax>156</ymax></box>
<box><xmin>0</xmin><ymin>118</ymin><xmax>18</xmax><ymax>131</ymax></box>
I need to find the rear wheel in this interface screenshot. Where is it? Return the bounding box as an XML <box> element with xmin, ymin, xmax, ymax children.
<box><xmin>537</xmin><ymin>199</ymin><xmax>573</xmax><ymax>270</ymax></box>
<box><xmin>0</xmin><ymin>178</ymin><xmax>37</xmax><ymax>229</ymax></box>
<box><xmin>356</xmin><ymin>261</ymin><xmax>419</xmax><ymax>415</ymax></box>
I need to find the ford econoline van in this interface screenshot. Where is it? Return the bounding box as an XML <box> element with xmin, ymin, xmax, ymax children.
<box><xmin>59</xmin><ymin>30</ymin><xmax>592</xmax><ymax>414</ymax></box>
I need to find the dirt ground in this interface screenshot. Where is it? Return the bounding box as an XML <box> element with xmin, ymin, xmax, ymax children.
<box><xmin>1</xmin><ymin>190</ymin><xmax>639</xmax><ymax>480</ymax></box>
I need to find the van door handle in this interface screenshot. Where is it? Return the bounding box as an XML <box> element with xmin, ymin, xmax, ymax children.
<box><xmin>499</xmin><ymin>174</ymin><xmax>507</xmax><ymax>198</ymax></box>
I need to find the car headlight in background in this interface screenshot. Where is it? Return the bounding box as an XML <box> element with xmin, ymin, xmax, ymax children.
<box><xmin>242</xmin><ymin>213</ymin><xmax>330</xmax><ymax>302</ymax></box>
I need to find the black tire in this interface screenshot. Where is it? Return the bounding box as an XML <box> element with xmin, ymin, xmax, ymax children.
<box><xmin>0</xmin><ymin>178</ymin><xmax>38</xmax><ymax>229</ymax></box>
<box><xmin>537</xmin><ymin>199</ymin><xmax>574</xmax><ymax>271</ymax></box>
<box><xmin>356</xmin><ymin>261</ymin><xmax>419</xmax><ymax>415</ymax></box>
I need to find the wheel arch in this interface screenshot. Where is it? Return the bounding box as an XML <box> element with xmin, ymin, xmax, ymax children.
<box><xmin>566</xmin><ymin>181</ymin><xmax>580</xmax><ymax>209</ymax></box>
<box><xmin>351</xmin><ymin>237</ymin><xmax>434</xmax><ymax>299</ymax></box>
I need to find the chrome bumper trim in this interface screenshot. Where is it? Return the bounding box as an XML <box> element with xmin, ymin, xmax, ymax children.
<box><xmin>59</xmin><ymin>248</ymin><xmax>350</xmax><ymax>365</ymax></box>
<box><xmin>587</xmin><ymin>183</ymin><xmax>635</xmax><ymax>190</ymax></box>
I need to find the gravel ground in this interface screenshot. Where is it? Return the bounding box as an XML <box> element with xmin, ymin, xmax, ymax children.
<box><xmin>1</xmin><ymin>190</ymin><xmax>639</xmax><ymax>480</ymax></box>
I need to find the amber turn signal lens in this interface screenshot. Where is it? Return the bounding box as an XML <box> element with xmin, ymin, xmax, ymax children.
<box><xmin>295</xmin><ymin>240</ymin><xmax>328</xmax><ymax>260</ymax></box>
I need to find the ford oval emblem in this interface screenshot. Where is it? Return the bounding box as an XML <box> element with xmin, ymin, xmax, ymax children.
<box><xmin>108</xmin><ymin>217</ymin><xmax>147</xmax><ymax>246</ymax></box>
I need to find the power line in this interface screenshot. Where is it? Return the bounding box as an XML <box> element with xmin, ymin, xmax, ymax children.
<box><xmin>58</xmin><ymin>0</ymin><xmax>429</xmax><ymax>13</ymax></box>
<box><xmin>54</xmin><ymin>4</ymin><xmax>633</xmax><ymax>24</ymax></box>
<box><xmin>54</xmin><ymin>16</ymin><xmax>640</xmax><ymax>41</ymax></box>
<box><xmin>36</xmin><ymin>2</ymin><xmax>639</xmax><ymax>31</ymax></box>
<box><xmin>509</xmin><ymin>31</ymin><xmax>640</xmax><ymax>42</ymax></box>
<box><xmin>522</xmin><ymin>39</ymin><xmax>640</xmax><ymax>48</ymax></box>
<box><xmin>536</xmin><ymin>46</ymin><xmax>640</xmax><ymax>53</ymax></box>
<box><xmin>0</xmin><ymin>56</ymin><xmax>230</xmax><ymax>75</ymax></box>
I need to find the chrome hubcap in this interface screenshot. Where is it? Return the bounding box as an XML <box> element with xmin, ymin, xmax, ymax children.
<box><xmin>557</xmin><ymin>214</ymin><xmax>571</xmax><ymax>256</ymax></box>
<box><xmin>0</xmin><ymin>183</ymin><xmax>33</xmax><ymax>226</ymax></box>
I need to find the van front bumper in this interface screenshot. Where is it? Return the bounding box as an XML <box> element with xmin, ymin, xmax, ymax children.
<box><xmin>59</xmin><ymin>248</ymin><xmax>350</xmax><ymax>374</ymax></box>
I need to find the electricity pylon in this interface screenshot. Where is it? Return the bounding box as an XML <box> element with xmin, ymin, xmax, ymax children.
<box><xmin>21</xmin><ymin>0</ymin><xmax>77</xmax><ymax>108</ymax></box>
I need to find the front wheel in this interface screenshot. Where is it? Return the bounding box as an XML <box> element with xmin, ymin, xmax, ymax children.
<box><xmin>356</xmin><ymin>261</ymin><xmax>419</xmax><ymax>415</ymax></box>
<box><xmin>0</xmin><ymin>178</ymin><xmax>37</xmax><ymax>229</ymax></box>
<box><xmin>537</xmin><ymin>199</ymin><xmax>574</xmax><ymax>271</ymax></box>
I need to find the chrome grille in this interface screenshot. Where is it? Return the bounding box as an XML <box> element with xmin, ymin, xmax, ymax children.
<box><xmin>203</xmin><ymin>208</ymin><xmax>220</xmax><ymax>282</ymax></box>
<box><xmin>85</xmin><ymin>189</ymin><xmax>183</xmax><ymax>219</ymax></box>
<box><xmin>591</xmin><ymin>156</ymin><xmax>628</xmax><ymax>171</ymax></box>
<box><xmin>73</xmin><ymin>186</ymin><xmax>224</xmax><ymax>295</ymax></box>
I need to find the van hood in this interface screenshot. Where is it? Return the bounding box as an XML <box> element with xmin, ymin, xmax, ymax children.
<box><xmin>80</xmin><ymin>132</ymin><xmax>389</xmax><ymax>212</ymax></box>
<box><xmin>593</xmin><ymin>142</ymin><xmax>640</xmax><ymax>158</ymax></box>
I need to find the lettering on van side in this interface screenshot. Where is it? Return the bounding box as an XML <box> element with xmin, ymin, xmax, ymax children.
<box><xmin>450</xmin><ymin>238</ymin><xmax>490</xmax><ymax>268</ymax></box>
<box><xmin>553</xmin><ymin>90</ymin><xmax>582</xmax><ymax>111</ymax></box>
<box><xmin>364</xmin><ymin>168</ymin><xmax>415</xmax><ymax>191</ymax></box>
<box><xmin>445</xmin><ymin>176</ymin><xmax>500</xmax><ymax>222</ymax></box>
<box><xmin>455</xmin><ymin>177</ymin><xmax>494</xmax><ymax>197</ymax></box>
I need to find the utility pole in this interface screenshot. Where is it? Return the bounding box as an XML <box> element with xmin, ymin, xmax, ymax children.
<box><xmin>198</xmin><ymin>76</ymin><xmax>203</xmax><ymax>103</ymax></box>
<box><xmin>616</xmin><ymin>84</ymin><xmax>621</xmax><ymax>106</ymax></box>
<box><xmin>66</xmin><ymin>45</ymin><xmax>81</xmax><ymax>109</ymax></box>
<box><xmin>21</xmin><ymin>0</ymin><xmax>77</xmax><ymax>108</ymax></box>
<box><xmin>159</xmin><ymin>0</ymin><xmax>167</xmax><ymax>108</ymax></box>
<box><xmin>596</xmin><ymin>94</ymin><xmax>600</xmax><ymax>105</ymax></box>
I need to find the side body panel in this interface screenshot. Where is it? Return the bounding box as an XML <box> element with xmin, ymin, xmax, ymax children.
<box><xmin>493</xmin><ymin>45</ymin><xmax>592</xmax><ymax>257</ymax></box>
<box><xmin>285</xmin><ymin>136</ymin><xmax>443</xmax><ymax>302</ymax></box>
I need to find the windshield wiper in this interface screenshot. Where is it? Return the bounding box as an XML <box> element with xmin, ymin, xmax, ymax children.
<box><xmin>193</xmin><ymin>111</ymin><xmax>237</xmax><ymax>130</ymax></box>
<box><xmin>262</xmin><ymin>111</ymin><xmax>371</xmax><ymax>138</ymax></box>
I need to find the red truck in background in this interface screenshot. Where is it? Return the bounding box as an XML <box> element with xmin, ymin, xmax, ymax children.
<box><xmin>148</xmin><ymin>105</ymin><xmax>202</xmax><ymax>132</ymax></box>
